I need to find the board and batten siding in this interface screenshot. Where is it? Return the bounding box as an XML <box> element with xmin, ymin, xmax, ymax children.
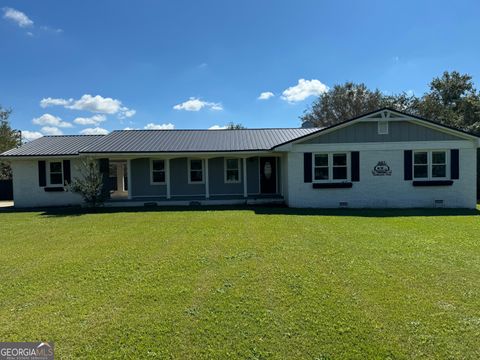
<box><xmin>301</xmin><ymin>121</ymin><xmax>460</xmax><ymax>144</ymax></box>
<box><xmin>130</xmin><ymin>156</ymin><xmax>262</xmax><ymax>198</ymax></box>
<box><xmin>286</xmin><ymin>144</ymin><xmax>477</xmax><ymax>208</ymax></box>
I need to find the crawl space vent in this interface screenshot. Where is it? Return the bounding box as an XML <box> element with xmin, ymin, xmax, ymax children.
<box><xmin>339</xmin><ymin>201</ymin><xmax>349</xmax><ymax>208</ymax></box>
<box><xmin>434</xmin><ymin>200</ymin><xmax>445</xmax><ymax>208</ymax></box>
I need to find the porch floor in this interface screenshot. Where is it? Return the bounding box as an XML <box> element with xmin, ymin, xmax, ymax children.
<box><xmin>105</xmin><ymin>194</ymin><xmax>284</xmax><ymax>207</ymax></box>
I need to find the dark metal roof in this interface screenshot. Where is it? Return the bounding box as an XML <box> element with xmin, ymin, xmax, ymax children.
<box><xmin>80</xmin><ymin>128</ymin><xmax>320</xmax><ymax>153</ymax></box>
<box><xmin>1</xmin><ymin>135</ymin><xmax>105</xmax><ymax>157</ymax></box>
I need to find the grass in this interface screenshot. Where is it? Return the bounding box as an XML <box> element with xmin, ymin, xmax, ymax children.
<box><xmin>0</xmin><ymin>206</ymin><xmax>480</xmax><ymax>359</ymax></box>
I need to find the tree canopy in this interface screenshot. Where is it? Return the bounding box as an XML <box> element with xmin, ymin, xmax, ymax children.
<box><xmin>301</xmin><ymin>71</ymin><xmax>480</xmax><ymax>136</ymax></box>
<box><xmin>0</xmin><ymin>106</ymin><xmax>21</xmax><ymax>179</ymax></box>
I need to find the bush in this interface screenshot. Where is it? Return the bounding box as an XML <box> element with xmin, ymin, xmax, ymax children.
<box><xmin>69</xmin><ymin>158</ymin><xmax>107</xmax><ymax>207</ymax></box>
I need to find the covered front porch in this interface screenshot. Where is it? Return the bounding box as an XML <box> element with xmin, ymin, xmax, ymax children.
<box><xmin>99</xmin><ymin>153</ymin><xmax>285</xmax><ymax>206</ymax></box>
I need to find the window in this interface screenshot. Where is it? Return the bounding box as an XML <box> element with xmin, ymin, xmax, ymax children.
<box><xmin>313</xmin><ymin>153</ymin><xmax>349</xmax><ymax>182</ymax></box>
<box><xmin>413</xmin><ymin>150</ymin><xmax>448</xmax><ymax>179</ymax></box>
<box><xmin>413</xmin><ymin>152</ymin><xmax>428</xmax><ymax>178</ymax></box>
<box><xmin>378</xmin><ymin>121</ymin><xmax>389</xmax><ymax>135</ymax></box>
<box><xmin>432</xmin><ymin>151</ymin><xmax>447</xmax><ymax>178</ymax></box>
<box><xmin>189</xmin><ymin>159</ymin><xmax>204</xmax><ymax>183</ymax></box>
<box><xmin>151</xmin><ymin>159</ymin><xmax>166</xmax><ymax>184</ymax></box>
<box><xmin>225</xmin><ymin>158</ymin><xmax>240</xmax><ymax>183</ymax></box>
<box><xmin>48</xmin><ymin>161</ymin><xmax>63</xmax><ymax>185</ymax></box>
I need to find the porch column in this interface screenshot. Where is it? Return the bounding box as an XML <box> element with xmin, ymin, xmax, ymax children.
<box><xmin>166</xmin><ymin>158</ymin><xmax>171</xmax><ymax>199</ymax></box>
<box><xmin>243</xmin><ymin>157</ymin><xmax>248</xmax><ymax>198</ymax></box>
<box><xmin>116</xmin><ymin>163</ymin><xmax>124</xmax><ymax>192</ymax></box>
<box><xmin>205</xmin><ymin>158</ymin><xmax>210</xmax><ymax>199</ymax></box>
<box><xmin>127</xmin><ymin>159</ymin><xmax>132</xmax><ymax>199</ymax></box>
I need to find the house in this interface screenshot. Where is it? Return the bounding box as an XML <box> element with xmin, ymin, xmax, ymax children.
<box><xmin>1</xmin><ymin>108</ymin><xmax>479</xmax><ymax>208</ymax></box>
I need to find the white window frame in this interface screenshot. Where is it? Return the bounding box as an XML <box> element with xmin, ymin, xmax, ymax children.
<box><xmin>188</xmin><ymin>158</ymin><xmax>205</xmax><ymax>184</ymax></box>
<box><xmin>413</xmin><ymin>150</ymin><xmax>449</xmax><ymax>180</ymax></box>
<box><xmin>47</xmin><ymin>160</ymin><xmax>64</xmax><ymax>186</ymax></box>
<box><xmin>150</xmin><ymin>159</ymin><xmax>166</xmax><ymax>185</ymax></box>
<box><xmin>378</xmin><ymin>120</ymin><xmax>389</xmax><ymax>135</ymax></box>
<box><xmin>312</xmin><ymin>152</ymin><xmax>350</xmax><ymax>183</ymax></box>
<box><xmin>224</xmin><ymin>158</ymin><xmax>241</xmax><ymax>184</ymax></box>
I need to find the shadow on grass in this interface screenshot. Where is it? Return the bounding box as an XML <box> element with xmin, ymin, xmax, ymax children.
<box><xmin>2</xmin><ymin>204</ymin><xmax>479</xmax><ymax>218</ymax></box>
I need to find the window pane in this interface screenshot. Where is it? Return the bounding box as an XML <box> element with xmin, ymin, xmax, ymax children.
<box><xmin>333</xmin><ymin>154</ymin><xmax>347</xmax><ymax>166</ymax></box>
<box><xmin>153</xmin><ymin>172</ymin><xmax>165</xmax><ymax>183</ymax></box>
<box><xmin>190</xmin><ymin>160</ymin><xmax>202</xmax><ymax>170</ymax></box>
<box><xmin>314</xmin><ymin>154</ymin><xmax>328</xmax><ymax>167</ymax></box>
<box><xmin>226</xmin><ymin>159</ymin><xmax>238</xmax><ymax>170</ymax></box>
<box><xmin>333</xmin><ymin>167</ymin><xmax>347</xmax><ymax>180</ymax></box>
<box><xmin>50</xmin><ymin>173</ymin><xmax>63</xmax><ymax>184</ymax></box>
<box><xmin>314</xmin><ymin>167</ymin><xmax>329</xmax><ymax>180</ymax></box>
<box><xmin>432</xmin><ymin>152</ymin><xmax>446</xmax><ymax>164</ymax></box>
<box><xmin>50</xmin><ymin>162</ymin><xmax>62</xmax><ymax>172</ymax></box>
<box><xmin>414</xmin><ymin>152</ymin><xmax>428</xmax><ymax>164</ymax></box>
<box><xmin>190</xmin><ymin>170</ymin><xmax>203</xmax><ymax>182</ymax></box>
<box><xmin>414</xmin><ymin>165</ymin><xmax>428</xmax><ymax>178</ymax></box>
<box><xmin>432</xmin><ymin>165</ymin><xmax>446</xmax><ymax>178</ymax></box>
<box><xmin>152</xmin><ymin>160</ymin><xmax>164</xmax><ymax>171</ymax></box>
<box><xmin>226</xmin><ymin>170</ymin><xmax>239</xmax><ymax>181</ymax></box>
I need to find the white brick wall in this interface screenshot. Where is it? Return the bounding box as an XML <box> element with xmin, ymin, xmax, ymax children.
<box><xmin>285</xmin><ymin>143</ymin><xmax>477</xmax><ymax>209</ymax></box>
<box><xmin>12</xmin><ymin>159</ymin><xmax>83</xmax><ymax>208</ymax></box>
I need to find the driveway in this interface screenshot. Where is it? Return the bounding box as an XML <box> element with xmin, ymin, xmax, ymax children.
<box><xmin>0</xmin><ymin>201</ymin><xmax>14</xmax><ymax>208</ymax></box>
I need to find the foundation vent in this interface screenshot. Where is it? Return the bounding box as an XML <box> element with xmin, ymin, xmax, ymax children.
<box><xmin>339</xmin><ymin>201</ymin><xmax>349</xmax><ymax>208</ymax></box>
<box><xmin>434</xmin><ymin>200</ymin><xmax>445</xmax><ymax>208</ymax></box>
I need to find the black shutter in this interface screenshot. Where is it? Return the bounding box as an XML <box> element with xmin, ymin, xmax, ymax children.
<box><xmin>99</xmin><ymin>158</ymin><xmax>109</xmax><ymax>173</ymax></box>
<box><xmin>38</xmin><ymin>161</ymin><xmax>46</xmax><ymax>187</ymax></box>
<box><xmin>351</xmin><ymin>151</ymin><xmax>360</xmax><ymax>182</ymax></box>
<box><xmin>404</xmin><ymin>150</ymin><xmax>413</xmax><ymax>180</ymax></box>
<box><xmin>304</xmin><ymin>153</ymin><xmax>312</xmax><ymax>183</ymax></box>
<box><xmin>63</xmin><ymin>160</ymin><xmax>71</xmax><ymax>184</ymax></box>
<box><xmin>451</xmin><ymin>149</ymin><xmax>459</xmax><ymax>179</ymax></box>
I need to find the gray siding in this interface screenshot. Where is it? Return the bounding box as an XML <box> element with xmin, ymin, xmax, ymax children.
<box><xmin>130</xmin><ymin>156</ymin><xmax>265</xmax><ymax>197</ymax></box>
<box><xmin>170</xmin><ymin>158</ymin><xmax>205</xmax><ymax>196</ymax></box>
<box><xmin>208</xmin><ymin>157</ymin><xmax>244</xmax><ymax>195</ymax></box>
<box><xmin>131</xmin><ymin>158</ymin><xmax>167</xmax><ymax>197</ymax></box>
<box><xmin>301</xmin><ymin>121</ymin><xmax>460</xmax><ymax>144</ymax></box>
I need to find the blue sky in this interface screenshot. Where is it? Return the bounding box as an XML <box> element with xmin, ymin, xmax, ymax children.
<box><xmin>1</xmin><ymin>0</ymin><xmax>479</xmax><ymax>140</ymax></box>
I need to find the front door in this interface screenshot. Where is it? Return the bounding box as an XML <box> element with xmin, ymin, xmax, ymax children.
<box><xmin>260</xmin><ymin>157</ymin><xmax>277</xmax><ymax>194</ymax></box>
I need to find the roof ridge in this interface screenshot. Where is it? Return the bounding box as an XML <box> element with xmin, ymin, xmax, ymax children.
<box><xmin>112</xmin><ymin>128</ymin><xmax>320</xmax><ymax>132</ymax></box>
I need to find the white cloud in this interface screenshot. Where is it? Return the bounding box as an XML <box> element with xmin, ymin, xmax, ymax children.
<box><xmin>79</xmin><ymin>127</ymin><xmax>109</xmax><ymax>135</ymax></box>
<box><xmin>68</xmin><ymin>94</ymin><xmax>122</xmax><ymax>114</ymax></box>
<box><xmin>208</xmin><ymin>125</ymin><xmax>227</xmax><ymax>130</ymax></box>
<box><xmin>73</xmin><ymin>114</ymin><xmax>106</xmax><ymax>126</ymax></box>
<box><xmin>144</xmin><ymin>123</ymin><xmax>175</xmax><ymax>130</ymax></box>
<box><xmin>21</xmin><ymin>130</ymin><xmax>43</xmax><ymax>141</ymax></box>
<box><xmin>40</xmin><ymin>94</ymin><xmax>135</xmax><ymax>118</ymax></box>
<box><xmin>40</xmin><ymin>97</ymin><xmax>73</xmax><ymax>108</ymax></box>
<box><xmin>123</xmin><ymin>127</ymin><xmax>136</xmax><ymax>130</ymax></box>
<box><xmin>41</xmin><ymin>126</ymin><xmax>63</xmax><ymax>136</ymax></box>
<box><xmin>32</xmin><ymin>114</ymin><xmax>72</xmax><ymax>128</ymax></box>
<box><xmin>173</xmin><ymin>97</ymin><xmax>223</xmax><ymax>112</ymax></box>
<box><xmin>258</xmin><ymin>91</ymin><xmax>274</xmax><ymax>100</ymax></box>
<box><xmin>3</xmin><ymin>7</ymin><xmax>33</xmax><ymax>28</ymax></box>
<box><xmin>281</xmin><ymin>79</ymin><xmax>328</xmax><ymax>102</ymax></box>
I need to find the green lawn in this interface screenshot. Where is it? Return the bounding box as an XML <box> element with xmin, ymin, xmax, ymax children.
<box><xmin>1</xmin><ymin>206</ymin><xmax>480</xmax><ymax>359</ymax></box>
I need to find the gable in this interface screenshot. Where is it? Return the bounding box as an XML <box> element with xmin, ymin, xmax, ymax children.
<box><xmin>300</xmin><ymin>120</ymin><xmax>463</xmax><ymax>145</ymax></box>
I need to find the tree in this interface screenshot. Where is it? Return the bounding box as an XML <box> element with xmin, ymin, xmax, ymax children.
<box><xmin>301</xmin><ymin>83</ymin><xmax>383</xmax><ymax>128</ymax></box>
<box><xmin>416</xmin><ymin>71</ymin><xmax>480</xmax><ymax>135</ymax></box>
<box><xmin>301</xmin><ymin>82</ymin><xmax>422</xmax><ymax>128</ymax></box>
<box><xmin>226</xmin><ymin>122</ymin><xmax>245</xmax><ymax>129</ymax></box>
<box><xmin>0</xmin><ymin>106</ymin><xmax>21</xmax><ymax>179</ymax></box>
<box><xmin>69</xmin><ymin>158</ymin><xmax>106</xmax><ymax>207</ymax></box>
